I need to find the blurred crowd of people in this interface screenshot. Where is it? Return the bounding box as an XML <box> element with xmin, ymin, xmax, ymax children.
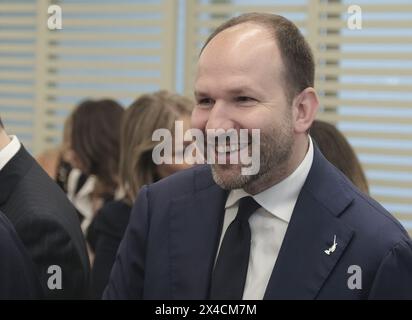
<box><xmin>31</xmin><ymin>91</ymin><xmax>194</xmax><ymax>298</ymax></box>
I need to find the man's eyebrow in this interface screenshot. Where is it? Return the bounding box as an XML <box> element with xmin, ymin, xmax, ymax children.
<box><xmin>227</xmin><ymin>86</ymin><xmax>262</xmax><ymax>96</ymax></box>
<box><xmin>194</xmin><ymin>91</ymin><xmax>209</xmax><ymax>98</ymax></box>
<box><xmin>226</xmin><ymin>87</ymin><xmax>252</xmax><ymax>95</ymax></box>
<box><xmin>194</xmin><ymin>87</ymin><xmax>256</xmax><ymax>97</ymax></box>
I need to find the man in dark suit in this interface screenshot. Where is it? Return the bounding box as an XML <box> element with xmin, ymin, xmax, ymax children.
<box><xmin>104</xmin><ymin>13</ymin><xmax>412</xmax><ymax>299</ymax></box>
<box><xmin>0</xmin><ymin>117</ymin><xmax>90</xmax><ymax>299</ymax></box>
<box><xmin>0</xmin><ymin>211</ymin><xmax>42</xmax><ymax>299</ymax></box>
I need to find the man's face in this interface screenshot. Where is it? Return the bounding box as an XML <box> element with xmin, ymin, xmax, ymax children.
<box><xmin>192</xmin><ymin>23</ymin><xmax>296</xmax><ymax>191</ymax></box>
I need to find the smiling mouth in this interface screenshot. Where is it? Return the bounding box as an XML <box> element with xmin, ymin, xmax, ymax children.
<box><xmin>215</xmin><ymin>143</ymin><xmax>250</xmax><ymax>154</ymax></box>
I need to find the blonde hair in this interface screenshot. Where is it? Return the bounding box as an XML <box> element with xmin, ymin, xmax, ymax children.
<box><xmin>119</xmin><ymin>90</ymin><xmax>194</xmax><ymax>204</ymax></box>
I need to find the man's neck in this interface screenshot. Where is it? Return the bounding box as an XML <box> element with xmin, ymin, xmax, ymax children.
<box><xmin>0</xmin><ymin>129</ymin><xmax>11</xmax><ymax>151</ymax></box>
<box><xmin>243</xmin><ymin>135</ymin><xmax>310</xmax><ymax>195</ymax></box>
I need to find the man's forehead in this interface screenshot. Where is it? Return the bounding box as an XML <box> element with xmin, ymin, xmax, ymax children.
<box><xmin>196</xmin><ymin>45</ymin><xmax>281</xmax><ymax>91</ymax></box>
<box><xmin>196</xmin><ymin>54</ymin><xmax>257</xmax><ymax>77</ymax></box>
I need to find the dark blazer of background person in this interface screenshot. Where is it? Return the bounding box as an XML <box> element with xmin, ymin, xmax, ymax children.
<box><xmin>0</xmin><ymin>145</ymin><xmax>90</xmax><ymax>299</ymax></box>
<box><xmin>0</xmin><ymin>211</ymin><xmax>43</xmax><ymax>299</ymax></box>
<box><xmin>104</xmin><ymin>145</ymin><xmax>412</xmax><ymax>300</ymax></box>
<box><xmin>89</xmin><ymin>200</ymin><xmax>131</xmax><ymax>299</ymax></box>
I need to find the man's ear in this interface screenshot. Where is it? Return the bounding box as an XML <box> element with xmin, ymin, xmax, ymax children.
<box><xmin>292</xmin><ymin>87</ymin><xmax>319</xmax><ymax>134</ymax></box>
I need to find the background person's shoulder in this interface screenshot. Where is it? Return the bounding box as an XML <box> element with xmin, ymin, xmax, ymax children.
<box><xmin>12</xmin><ymin>156</ymin><xmax>79</xmax><ymax>218</ymax></box>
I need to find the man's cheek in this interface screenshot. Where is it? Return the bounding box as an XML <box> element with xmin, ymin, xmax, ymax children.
<box><xmin>191</xmin><ymin>110</ymin><xmax>208</xmax><ymax>130</ymax></box>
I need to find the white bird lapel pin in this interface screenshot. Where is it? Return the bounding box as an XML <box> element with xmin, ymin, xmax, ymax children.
<box><xmin>324</xmin><ymin>235</ymin><xmax>337</xmax><ymax>255</ymax></box>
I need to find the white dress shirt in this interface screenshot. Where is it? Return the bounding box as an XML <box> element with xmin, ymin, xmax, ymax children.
<box><xmin>216</xmin><ymin>136</ymin><xmax>314</xmax><ymax>300</ymax></box>
<box><xmin>67</xmin><ymin>168</ymin><xmax>97</xmax><ymax>233</ymax></box>
<box><xmin>0</xmin><ymin>135</ymin><xmax>21</xmax><ymax>171</ymax></box>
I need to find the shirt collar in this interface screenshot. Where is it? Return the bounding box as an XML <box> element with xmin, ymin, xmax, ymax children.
<box><xmin>0</xmin><ymin>135</ymin><xmax>21</xmax><ymax>171</ymax></box>
<box><xmin>225</xmin><ymin>136</ymin><xmax>314</xmax><ymax>223</ymax></box>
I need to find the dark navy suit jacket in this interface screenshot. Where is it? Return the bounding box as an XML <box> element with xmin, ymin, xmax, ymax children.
<box><xmin>104</xmin><ymin>144</ymin><xmax>412</xmax><ymax>299</ymax></box>
<box><xmin>0</xmin><ymin>211</ymin><xmax>42</xmax><ymax>299</ymax></box>
<box><xmin>0</xmin><ymin>146</ymin><xmax>90</xmax><ymax>299</ymax></box>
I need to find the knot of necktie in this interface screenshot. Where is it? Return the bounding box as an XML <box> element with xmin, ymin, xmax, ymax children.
<box><xmin>236</xmin><ymin>196</ymin><xmax>261</xmax><ymax>222</ymax></box>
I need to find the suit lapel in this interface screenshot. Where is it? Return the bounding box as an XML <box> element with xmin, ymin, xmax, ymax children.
<box><xmin>264</xmin><ymin>144</ymin><xmax>355</xmax><ymax>299</ymax></box>
<box><xmin>263</xmin><ymin>188</ymin><xmax>354</xmax><ymax>299</ymax></box>
<box><xmin>169</xmin><ymin>166</ymin><xmax>228</xmax><ymax>299</ymax></box>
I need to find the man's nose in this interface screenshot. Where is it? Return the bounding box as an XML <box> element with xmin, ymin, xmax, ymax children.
<box><xmin>205</xmin><ymin>100</ymin><xmax>235</xmax><ymax>132</ymax></box>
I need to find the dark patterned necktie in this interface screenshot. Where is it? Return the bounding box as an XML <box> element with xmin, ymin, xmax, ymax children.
<box><xmin>210</xmin><ymin>196</ymin><xmax>261</xmax><ymax>300</ymax></box>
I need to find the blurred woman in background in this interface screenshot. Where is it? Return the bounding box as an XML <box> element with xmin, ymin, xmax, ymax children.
<box><xmin>310</xmin><ymin>120</ymin><xmax>369</xmax><ymax>195</ymax></box>
<box><xmin>66</xmin><ymin>99</ymin><xmax>124</xmax><ymax>236</ymax></box>
<box><xmin>90</xmin><ymin>90</ymin><xmax>194</xmax><ymax>298</ymax></box>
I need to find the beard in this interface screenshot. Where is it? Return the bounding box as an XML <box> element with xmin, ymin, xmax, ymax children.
<box><xmin>211</xmin><ymin>111</ymin><xmax>294</xmax><ymax>192</ymax></box>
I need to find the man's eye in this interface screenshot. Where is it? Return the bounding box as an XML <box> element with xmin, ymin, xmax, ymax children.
<box><xmin>197</xmin><ymin>98</ymin><xmax>214</xmax><ymax>107</ymax></box>
<box><xmin>235</xmin><ymin>96</ymin><xmax>255</xmax><ymax>103</ymax></box>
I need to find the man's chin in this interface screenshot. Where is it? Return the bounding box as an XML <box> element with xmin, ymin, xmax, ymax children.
<box><xmin>211</xmin><ymin>164</ymin><xmax>252</xmax><ymax>190</ymax></box>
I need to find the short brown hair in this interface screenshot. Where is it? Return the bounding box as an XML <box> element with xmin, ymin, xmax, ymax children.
<box><xmin>201</xmin><ymin>13</ymin><xmax>315</xmax><ymax>103</ymax></box>
<box><xmin>0</xmin><ymin>116</ymin><xmax>3</xmax><ymax>128</ymax></box>
<box><xmin>119</xmin><ymin>90</ymin><xmax>193</xmax><ymax>204</ymax></box>
<box><xmin>70</xmin><ymin>99</ymin><xmax>124</xmax><ymax>199</ymax></box>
